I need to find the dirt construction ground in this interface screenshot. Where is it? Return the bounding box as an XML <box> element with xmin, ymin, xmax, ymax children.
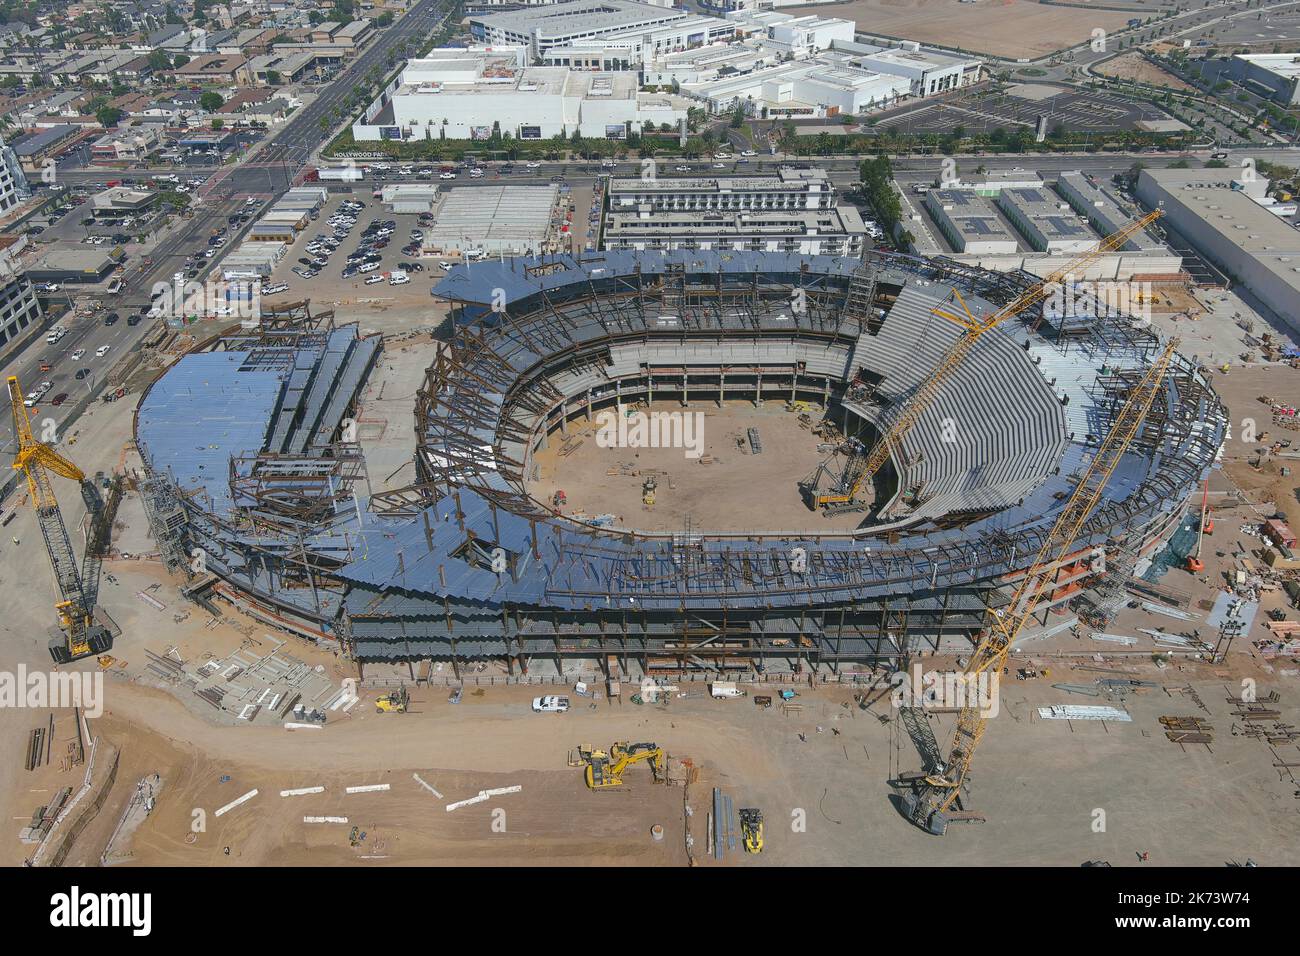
<box><xmin>525</xmin><ymin>401</ymin><xmax>868</xmax><ymax>534</ymax></box>
<box><xmin>801</xmin><ymin>0</ymin><xmax>1136</xmax><ymax>60</ymax></box>
<box><xmin>18</xmin><ymin>657</ymin><xmax>1300</xmax><ymax>867</ymax></box>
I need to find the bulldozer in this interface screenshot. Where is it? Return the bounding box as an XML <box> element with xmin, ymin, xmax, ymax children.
<box><xmin>739</xmin><ymin>808</ymin><xmax>764</xmax><ymax>853</ymax></box>
<box><xmin>578</xmin><ymin>741</ymin><xmax>664</xmax><ymax>790</ymax></box>
<box><xmin>375</xmin><ymin>686</ymin><xmax>410</xmax><ymax>714</ymax></box>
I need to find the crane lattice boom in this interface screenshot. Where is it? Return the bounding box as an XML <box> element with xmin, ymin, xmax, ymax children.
<box><xmin>903</xmin><ymin>339</ymin><xmax>1178</xmax><ymax>833</ymax></box>
<box><xmin>817</xmin><ymin>210</ymin><xmax>1163</xmax><ymax>511</ymax></box>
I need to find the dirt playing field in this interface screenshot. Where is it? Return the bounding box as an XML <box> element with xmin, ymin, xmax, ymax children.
<box><xmin>525</xmin><ymin>401</ymin><xmax>869</xmax><ymax>534</ymax></box>
<box><xmin>801</xmin><ymin>0</ymin><xmax>1136</xmax><ymax>60</ymax></box>
<box><xmin>1095</xmin><ymin>51</ymin><xmax>1196</xmax><ymax>90</ymax></box>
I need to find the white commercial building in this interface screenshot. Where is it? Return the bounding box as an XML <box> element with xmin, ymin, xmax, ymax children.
<box><xmin>996</xmin><ymin>186</ymin><xmax>1097</xmax><ymax>255</ymax></box>
<box><xmin>469</xmin><ymin>0</ymin><xmax>693</xmax><ymax>58</ymax></box>
<box><xmin>357</xmin><ymin>47</ymin><xmax>690</xmax><ymax>141</ymax></box>
<box><xmin>603</xmin><ymin>167</ymin><xmax>864</xmax><ymax>254</ymax></box>
<box><xmin>679</xmin><ymin>33</ymin><xmax>979</xmax><ymax>117</ymax></box>
<box><xmin>1135</xmin><ymin>166</ymin><xmax>1300</xmax><ymax>336</ymax></box>
<box><xmin>541</xmin><ymin>15</ymin><xmax>739</xmax><ymax>70</ymax></box>
<box><xmin>925</xmin><ymin>190</ymin><xmax>1019</xmax><ymax>255</ymax></box>
<box><xmin>685</xmin><ymin>59</ymin><xmax>910</xmax><ymax>117</ymax></box>
<box><xmin>0</xmin><ymin>135</ymin><xmax>31</xmax><ymax>214</ymax></box>
<box><xmin>609</xmin><ymin>166</ymin><xmax>838</xmax><ymax>212</ymax></box>
<box><xmin>0</xmin><ymin>238</ymin><xmax>41</xmax><ymax>359</ymax></box>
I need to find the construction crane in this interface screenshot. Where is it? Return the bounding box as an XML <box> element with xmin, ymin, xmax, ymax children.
<box><xmin>900</xmin><ymin>339</ymin><xmax>1178</xmax><ymax>835</ymax></box>
<box><xmin>812</xmin><ymin>210</ymin><xmax>1164</xmax><ymax>513</ymax></box>
<box><xmin>580</xmin><ymin>741</ymin><xmax>665</xmax><ymax>790</ymax></box>
<box><xmin>7</xmin><ymin>374</ymin><xmax>111</xmax><ymax>664</ymax></box>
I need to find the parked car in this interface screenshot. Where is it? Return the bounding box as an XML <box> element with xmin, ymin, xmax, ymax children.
<box><xmin>532</xmin><ymin>695</ymin><xmax>570</xmax><ymax>713</ymax></box>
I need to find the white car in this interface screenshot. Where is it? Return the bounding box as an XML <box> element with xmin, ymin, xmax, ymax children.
<box><xmin>364</xmin><ymin>274</ymin><xmax>384</xmax><ymax>284</ymax></box>
<box><xmin>389</xmin><ymin>274</ymin><xmax>409</xmax><ymax>285</ymax></box>
<box><xmin>525</xmin><ymin>161</ymin><xmax>540</xmax><ymax>169</ymax></box>
<box><xmin>439</xmin><ymin>172</ymin><xmax>456</xmax><ymax>180</ymax></box>
<box><xmin>358</xmin><ymin>262</ymin><xmax>379</xmax><ymax>274</ymax></box>
<box><xmin>95</xmin><ymin>345</ymin><xmax>111</xmax><ymax>358</ymax></box>
<box><xmin>70</xmin><ymin>348</ymin><xmax>85</xmax><ymax>361</ymax></box>
<box><xmin>675</xmin><ymin>165</ymin><xmax>690</xmax><ymax>172</ymax></box>
<box><xmin>531</xmin><ymin>695</ymin><xmax>570</xmax><ymax>713</ymax></box>
<box><xmin>438</xmin><ymin>261</ymin><xmax>453</xmax><ymax>270</ymax></box>
<box><xmin>24</xmin><ymin>392</ymin><xmax>38</xmax><ymax>407</ymax></box>
<box><xmin>741</xmin><ymin>149</ymin><xmax>757</xmax><ymax>157</ymax></box>
<box><xmin>712</xmin><ymin>162</ymin><xmax>727</xmax><ymax>168</ymax></box>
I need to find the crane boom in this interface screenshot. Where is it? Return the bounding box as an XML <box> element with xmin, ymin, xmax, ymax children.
<box><xmin>7</xmin><ymin>374</ymin><xmax>110</xmax><ymax>663</ymax></box>
<box><xmin>902</xmin><ymin>339</ymin><xmax>1178</xmax><ymax>834</ymax></box>
<box><xmin>816</xmin><ymin>210</ymin><xmax>1163</xmax><ymax>511</ymax></box>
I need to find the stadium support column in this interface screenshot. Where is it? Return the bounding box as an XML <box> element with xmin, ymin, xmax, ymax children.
<box><xmin>755</xmin><ymin>369</ymin><xmax>763</xmax><ymax>407</ymax></box>
<box><xmin>718</xmin><ymin>369</ymin><xmax>724</xmax><ymax>408</ymax></box>
<box><xmin>502</xmin><ymin>608</ymin><xmax>514</xmax><ymax>676</ymax></box>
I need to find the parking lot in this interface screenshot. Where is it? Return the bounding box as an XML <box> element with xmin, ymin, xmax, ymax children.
<box><xmin>874</xmin><ymin>85</ymin><xmax>1177</xmax><ymax>136</ymax></box>
<box><xmin>259</xmin><ymin>192</ymin><xmax>444</xmax><ymax>322</ymax></box>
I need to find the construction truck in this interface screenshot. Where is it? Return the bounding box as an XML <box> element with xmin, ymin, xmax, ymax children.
<box><xmin>375</xmin><ymin>686</ymin><xmax>410</xmax><ymax>713</ymax></box>
<box><xmin>642</xmin><ymin>475</ymin><xmax>657</xmax><ymax>507</ymax></box>
<box><xmin>739</xmin><ymin>808</ymin><xmax>764</xmax><ymax>853</ymax></box>
<box><xmin>7</xmin><ymin>375</ymin><xmax>112</xmax><ymax>663</ymax></box>
<box><xmin>580</xmin><ymin>741</ymin><xmax>664</xmax><ymax>790</ymax></box>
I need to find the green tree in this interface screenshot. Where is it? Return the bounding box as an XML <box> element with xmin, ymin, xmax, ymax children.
<box><xmin>200</xmin><ymin>91</ymin><xmax>224</xmax><ymax>112</ymax></box>
<box><xmin>96</xmin><ymin>105</ymin><xmax>124</xmax><ymax>127</ymax></box>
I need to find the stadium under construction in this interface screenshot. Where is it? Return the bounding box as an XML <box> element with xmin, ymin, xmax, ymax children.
<box><xmin>133</xmin><ymin>249</ymin><xmax>1227</xmax><ymax>677</ymax></box>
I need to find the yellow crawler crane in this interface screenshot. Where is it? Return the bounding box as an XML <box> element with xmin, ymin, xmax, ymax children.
<box><xmin>814</xmin><ymin>210</ymin><xmax>1163</xmax><ymax>511</ymax></box>
<box><xmin>7</xmin><ymin>375</ymin><xmax>111</xmax><ymax>663</ymax></box>
<box><xmin>901</xmin><ymin>339</ymin><xmax>1178</xmax><ymax>834</ymax></box>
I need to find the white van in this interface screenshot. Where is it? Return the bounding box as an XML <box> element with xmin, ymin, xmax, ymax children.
<box><xmin>106</xmin><ymin>276</ymin><xmax>123</xmax><ymax>295</ymax></box>
<box><xmin>709</xmin><ymin>681</ymin><xmax>746</xmax><ymax>699</ymax></box>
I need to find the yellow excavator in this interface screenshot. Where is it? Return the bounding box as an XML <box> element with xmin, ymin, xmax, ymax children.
<box><xmin>7</xmin><ymin>375</ymin><xmax>111</xmax><ymax>663</ymax></box>
<box><xmin>581</xmin><ymin>741</ymin><xmax>664</xmax><ymax>790</ymax></box>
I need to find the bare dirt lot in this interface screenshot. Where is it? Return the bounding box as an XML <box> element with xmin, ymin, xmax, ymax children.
<box><xmin>1095</xmin><ymin>51</ymin><xmax>1196</xmax><ymax>90</ymax></box>
<box><xmin>801</xmin><ymin>0</ymin><xmax>1136</xmax><ymax>60</ymax></box>
<box><xmin>29</xmin><ymin>654</ymin><xmax>1300</xmax><ymax>868</ymax></box>
<box><xmin>525</xmin><ymin>401</ymin><xmax>867</xmax><ymax>534</ymax></box>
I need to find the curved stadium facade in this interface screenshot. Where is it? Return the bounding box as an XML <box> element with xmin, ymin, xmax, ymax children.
<box><xmin>134</xmin><ymin>250</ymin><xmax>1226</xmax><ymax>675</ymax></box>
